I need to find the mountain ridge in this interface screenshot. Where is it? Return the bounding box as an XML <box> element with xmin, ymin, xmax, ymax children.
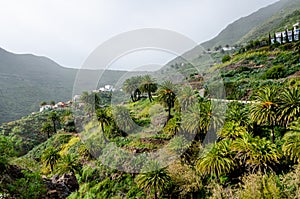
<box><xmin>0</xmin><ymin>48</ymin><xmax>142</xmax><ymax>124</ymax></box>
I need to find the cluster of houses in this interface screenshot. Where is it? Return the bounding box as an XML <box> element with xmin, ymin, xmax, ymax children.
<box><xmin>39</xmin><ymin>101</ymin><xmax>72</xmax><ymax>112</ymax></box>
<box><xmin>271</xmin><ymin>23</ymin><xmax>300</xmax><ymax>44</ymax></box>
<box><xmin>39</xmin><ymin>85</ymin><xmax>116</xmax><ymax>112</ymax></box>
<box><xmin>93</xmin><ymin>85</ymin><xmax>116</xmax><ymax>93</ymax></box>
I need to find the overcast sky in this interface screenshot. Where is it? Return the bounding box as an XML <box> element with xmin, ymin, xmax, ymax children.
<box><xmin>0</xmin><ymin>0</ymin><xmax>279</xmax><ymax>70</ymax></box>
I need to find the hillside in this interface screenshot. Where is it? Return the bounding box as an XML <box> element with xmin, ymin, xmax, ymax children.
<box><xmin>202</xmin><ymin>0</ymin><xmax>300</xmax><ymax>48</ymax></box>
<box><xmin>165</xmin><ymin>0</ymin><xmax>300</xmax><ymax>75</ymax></box>
<box><xmin>2</xmin><ymin>42</ymin><xmax>300</xmax><ymax>197</ymax></box>
<box><xmin>0</xmin><ymin>48</ymin><xmax>142</xmax><ymax>124</ymax></box>
<box><xmin>211</xmin><ymin>40</ymin><xmax>300</xmax><ymax>100</ymax></box>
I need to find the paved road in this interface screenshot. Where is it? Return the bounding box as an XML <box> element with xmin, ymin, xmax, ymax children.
<box><xmin>209</xmin><ymin>98</ymin><xmax>257</xmax><ymax>104</ymax></box>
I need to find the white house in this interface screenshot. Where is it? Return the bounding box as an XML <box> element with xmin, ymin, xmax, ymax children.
<box><xmin>73</xmin><ymin>95</ymin><xmax>81</xmax><ymax>102</ymax></box>
<box><xmin>272</xmin><ymin>23</ymin><xmax>300</xmax><ymax>44</ymax></box>
<box><xmin>222</xmin><ymin>46</ymin><xmax>235</xmax><ymax>51</ymax></box>
<box><xmin>104</xmin><ymin>85</ymin><xmax>114</xmax><ymax>91</ymax></box>
<box><xmin>98</xmin><ymin>85</ymin><xmax>115</xmax><ymax>92</ymax></box>
<box><xmin>40</xmin><ymin>105</ymin><xmax>53</xmax><ymax>112</ymax></box>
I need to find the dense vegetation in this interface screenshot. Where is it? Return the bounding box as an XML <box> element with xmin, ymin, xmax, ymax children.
<box><xmin>1</xmin><ymin>57</ymin><xmax>300</xmax><ymax>197</ymax></box>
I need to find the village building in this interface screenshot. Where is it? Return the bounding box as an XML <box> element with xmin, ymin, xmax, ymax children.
<box><xmin>271</xmin><ymin>23</ymin><xmax>300</xmax><ymax>44</ymax></box>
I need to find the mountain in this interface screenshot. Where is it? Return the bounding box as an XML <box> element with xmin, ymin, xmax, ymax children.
<box><xmin>0</xmin><ymin>48</ymin><xmax>140</xmax><ymax>124</ymax></box>
<box><xmin>165</xmin><ymin>0</ymin><xmax>300</xmax><ymax>73</ymax></box>
<box><xmin>202</xmin><ymin>0</ymin><xmax>300</xmax><ymax>48</ymax></box>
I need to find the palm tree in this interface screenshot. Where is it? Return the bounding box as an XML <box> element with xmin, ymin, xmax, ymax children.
<box><xmin>182</xmin><ymin>99</ymin><xmax>224</xmax><ymax>142</ymax></box>
<box><xmin>123</xmin><ymin>76</ymin><xmax>142</xmax><ymax>102</ymax></box>
<box><xmin>177</xmin><ymin>86</ymin><xmax>198</xmax><ymax>112</ymax></box>
<box><xmin>136</xmin><ymin>160</ymin><xmax>171</xmax><ymax>199</ymax></box>
<box><xmin>182</xmin><ymin>102</ymin><xmax>210</xmax><ymax>138</ymax></box>
<box><xmin>250</xmin><ymin>86</ymin><xmax>278</xmax><ymax>143</ymax></box>
<box><xmin>282</xmin><ymin>131</ymin><xmax>300</xmax><ymax>163</ymax></box>
<box><xmin>232</xmin><ymin>133</ymin><xmax>280</xmax><ymax>173</ymax></box>
<box><xmin>49</xmin><ymin>111</ymin><xmax>60</xmax><ymax>134</ymax></box>
<box><xmin>196</xmin><ymin>140</ymin><xmax>235</xmax><ymax>179</ymax></box>
<box><xmin>56</xmin><ymin>154</ymin><xmax>82</xmax><ymax>175</ymax></box>
<box><xmin>167</xmin><ymin>135</ymin><xmax>190</xmax><ymax>155</ymax></box>
<box><xmin>282</xmin><ymin>120</ymin><xmax>300</xmax><ymax>163</ymax></box>
<box><xmin>226</xmin><ymin>102</ymin><xmax>249</xmax><ymax>127</ymax></box>
<box><xmin>140</xmin><ymin>75</ymin><xmax>157</xmax><ymax>102</ymax></box>
<box><xmin>218</xmin><ymin>122</ymin><xmax>247</xmax><ymax>141</ymax></box>
<box><xmin>157</xmin><ymin>81</ymin><xmax>177</xmax><ymax>121</ymax></box>
<box><xmin>41</xmin><ymin>147</ymin><xmax>61</xmax><ymax>172</ymax></box>
<box><xmin>41</xmin><ymin>122</ymin><xmax>53</xmax><ymax>138</ymax></box>
<box><xmin>80</xmin><ymin>91</ymin><xmax>101</xmax><ymax>116</ymax></box>
<box><xmin>112</xmin><ymin>105</ymin><xmax>135</xmax><ymax>135</ymax></box>
<box><xmin>96</xmin><ymin>108</ymin><xmax>111</xmax><ymax>143</ymax></box>
<box><xmin>278</xmin><ymin>87</ymin><xmax>300</xmax><ymax>127</ymax></box>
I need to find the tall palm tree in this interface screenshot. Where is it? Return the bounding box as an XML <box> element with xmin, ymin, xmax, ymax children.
<box><xmin>123</xmin><ymin>76</ymin><xmax>142</xmax><ymax>102</ymax></box>
<box><xmin>49</xmin><ymin>111</ymin><xmax>60</xmax><ymax>134</ymax></box>
<box><xmin>177</xmin><ymin>86</ymin><xmax>198</xmax><ymax>112</ymax></box>
<box><xmin>96</xmin><ymin>108</ymin><xmax>111</xmax><ymax>143</ymax></box>
<box><xmin>136</xmin><ymin>160</ymin><xmax>171</xmax><ymax>199</ymax></box>
<box><xmin>182</xmin><ymin>99</ymin><xmax>224</xmax><ymax>142</ymax></box>
<box><xmin>41</xmin><ymin>147</ymin><xmax>61</xmax><ymax>172</ymax></box>
<box><xmin>278</xmin><ymin>87</ymin><xmax>300</xmax><ymax>127</ymax></box>
<box><xmin>182</xmin><ymin>102</ymin><xmax>210</xmax><ymax>138</ymax></box>
<box><xmin>157</xmin><ymin>81</ymin><xmax>177</xmax><ymax>121</ymax></box>
<box><xmin>41</xmin><ymin>122</ymin><xmax>53</xmax><ymax>138</ymax></box>
<box><xmin>250</xmin><ymin>86</ymin><xmax>278</xmax><ymax>143</ymax></box>
<box><xmin>80</xmin><ymin>91</ymin><xmax>101</xmax><ymax>116</ymax></box>
<box><xmin>112</xmin><ymin>105</ymin><xmax>135</xmax><ymax>135</ymax></box>
<box><xmin>140</xmin><ymin>75</ymin><xmax>157</xmax><ymax>102</ymax></box>
<box><xmin>196</xmin><ymin>140</ymin><xmax>235</xmax><ymax>179</ymax></box>
<box><xmin>282</xmin><ymin>120</ymin><xmax>300</xmax><ymax>163</ymax></box>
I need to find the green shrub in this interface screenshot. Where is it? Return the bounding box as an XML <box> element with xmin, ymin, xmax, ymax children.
<box><xmin>222</xmin><ymin>55</ymin><xmax>231</xmax><ymax>63</ymax></box>
<box><xmin>262</xmin><ymin>65</ymin><xmax>286</xmax><ymax>79</ymax></box>
<box><xmin>0</xmin><ymin>136</ymin><xmax>15</xmax><ymax>171</ymax></box>
<box><xmin>8</xmin><ymin>170</ymin><xmax>46</xmax><ymax>199</ymax></box>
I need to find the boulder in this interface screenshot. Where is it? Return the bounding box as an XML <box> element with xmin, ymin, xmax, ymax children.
<box><xmin>44</xmin><ymin>173</ymin><xmax>79</xmax><ymax>199</ymax></box>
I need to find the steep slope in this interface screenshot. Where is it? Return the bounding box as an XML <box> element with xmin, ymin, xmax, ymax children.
<box><xmin>164</xmin><ymin>0</ymin><xmax>300</xmax><ymax>75</ymax></box>
<box><xmin>0</xmin><ymin>48</ymin><xmax>76</xmax><ymax>124</ymax></box>
<box><xmin>240</xmin><ymin>0</ymin><xmax>300</xmax><ymax>43</ymax></box>
<box><xmin>202</xmin><ymin>0</ymin><xmax>300</xmax><ymax>48</ymax></box>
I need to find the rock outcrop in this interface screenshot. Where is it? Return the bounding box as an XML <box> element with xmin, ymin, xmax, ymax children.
<box><xmin>44</xmin><ymin>173</ymin><xmax>79</xmax><ymax>199</ymax></box>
